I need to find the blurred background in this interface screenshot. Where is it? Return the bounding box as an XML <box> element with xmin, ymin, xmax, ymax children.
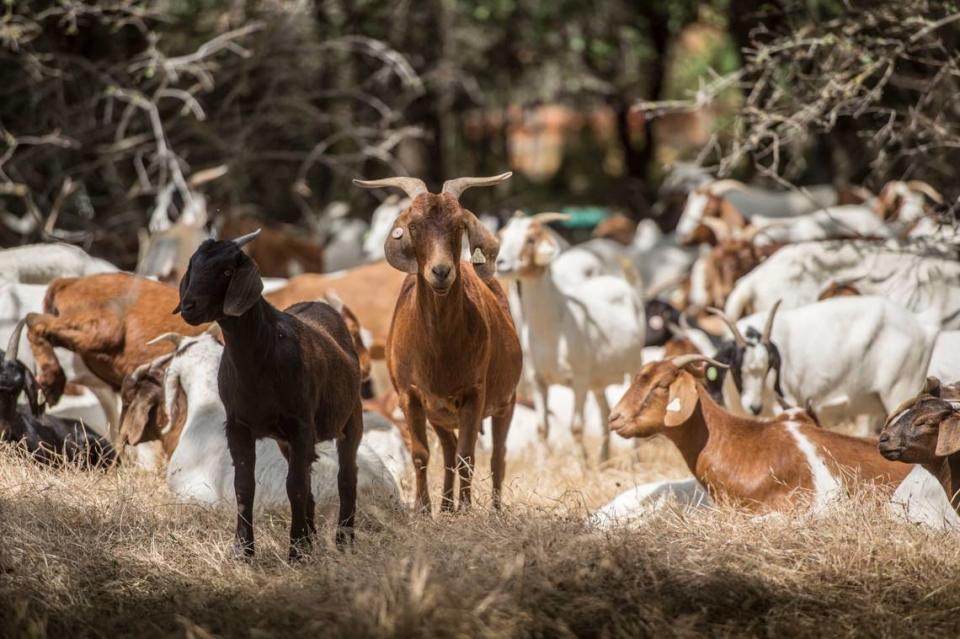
<box><xmin>0</xmin><ymin>0</ymin><xmax>957</xmax><ymax>267</ymax></box>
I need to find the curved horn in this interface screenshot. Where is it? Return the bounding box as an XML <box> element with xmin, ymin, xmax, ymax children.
<box><xmin>147</xmin><ymin>332</ymin><xmax>186</xmax><ymax>349</ymax></box>
<box><xmin>645</xmin><ymin>274</ymin><xmax>686</xmax><ymax>299</ymax></box>
<box><xmin>5</xmin><ymin>319</ymin><xmax>25</xmax><ymax>362</ymax></box>
<box><xmin>441</xmin><ymin>172</ymin><xmax>512</xmax><ymax>200</ymax></box>
<box><xmin>669</xmin><ymin>354</ymin><xmax>730</xmax><ymax>370</ymax></box>
<box><xmin>352</xmin><ymin>176</ymin><xmax>429</xmax><ymax>200</ymax></box>
<box><xmin>232</xmin><ymin>228</ymin><xmax>261</xmax><ymax>247</ymax></box>
<box><xmin>905</xmin><ymin>180</ymin><xmax>944</xmax><ymax>204</ymax></box>
<box><xmin>762</xmin><ymin>299</ymin><xmax>782</xmax><ymax>344</ymax></box>
<box><xmin>699</xmin><ymin>216</ymin><xmax>730</xmax><ymax>242</ymax></box>
<box><xmin>706</xmin><ymin>307</ymin><xmax>746</xmax><ymax>347</ymax></box>
<box><xmin>706</xmin><ymin>179</ymin><xmax>747</xmax><ymax>196</ymax></box>
<box><xmin>531</xmin><ymin>212</ymin><xmax>572</xmax><ymax>225</ymax></box>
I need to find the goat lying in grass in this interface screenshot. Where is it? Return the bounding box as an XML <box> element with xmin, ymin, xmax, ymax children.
<box><xmin>0</xmin><ymin>321</ymin><xmax>115</xmax><ymax>468</ymax></box>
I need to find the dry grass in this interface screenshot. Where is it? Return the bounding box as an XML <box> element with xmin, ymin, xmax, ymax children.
<box><xmin>2</xmin><ymin>435</ymin><xmax>960</xmax><ymax>638</ymax></box>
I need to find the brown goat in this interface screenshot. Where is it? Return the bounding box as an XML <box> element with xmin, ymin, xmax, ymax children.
<box><xmin>117</xmin><ymin>357</ymin><xmax>189</xmax><ymax>455</ymax></box>
<box><xmin>879</xmin><ymin>377</ymin><xmax>960</xmax><ymax>511</ymax></box>
<box><xmin>264</xmin><ymin>260</ymin><xmax>407</xmax><ymax>359</ymax></box>
<box><xmin>609</xmin><ymin>356</ymin><xmax>910</xmax><ymax>514</ymax></box>
<box><xmin>354</xmin><ymin>173</ymin><xmax>522</xmax><ymax>513</ymax></box>
<box><xmin>25</xmin><ymin>274</ymin><xmax>207</xmax><ymax>432</ymax></box>
<box><xmin>220</xmin><ymin>215</ymin><xmax>325</xmax><ymax>278</ymax></box>
<box><xmin>697</xmin><ymin>219</ymin><xmax>783</xmax><ymax>308</ymax></box>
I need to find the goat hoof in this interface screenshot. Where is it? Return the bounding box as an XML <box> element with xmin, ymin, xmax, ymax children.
<box><xmin>232</xmin><ymin>541</ymin><xmax>255</xmax><ymax>561</ymax></box>
<box><xmin>335</xmin><ymin>528</ymin><xmax>355</xmax><ymax>548</ymax></box>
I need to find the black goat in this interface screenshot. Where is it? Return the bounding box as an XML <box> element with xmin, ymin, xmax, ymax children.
<box><xmin>175</xmin><ymin>229</ymin><xmax>363</xmax><ymax>560</ymax></box>
<box><xmin>0</xmin><ymin>320</ymin><xmax>116</xmax><ymax>468</ymax></box>
<box><xmin>644</xmin><ymin>298</ymin><xmax>681</xmax><ymax>347</ymax></box>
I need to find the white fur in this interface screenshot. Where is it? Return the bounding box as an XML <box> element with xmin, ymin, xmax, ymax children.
<box><xmin>889</xmin><ymin>465</ymin><xmax>960</xmax><ymax>529</ymax></box>
<box><xmin>724</xmin><ymin>239</ymin><xmax>960</xmax><ymax>329</ymax></box>
<box><xmin>0</xmin><ymin>244</ymin><xmax>117</xmax><ymax>284</ymax></box>
<box><xmin>161</xmin><ymin>334</ymin><xmax>402</xmax><ymax>512</ymax></box>
<box><xmin>783</xmin><ymin>421</ymin><xmax>842</xmax><ymax>509</ymax></box>
<box><xmin>590</xmin><ymin>478</ymin><xmax>711</xmax><ymax>530</ymax></box>
<box><xmin>926</xmin><ymin>330</ymin><xmax>960</xmax><ymax>382</ymax></box>
<box><xmin>363</xmin><ymin>196</ymin><xmax>409</xmax><ymax>261</ymax></box>
<box><xmin>750</xmin><ymin>205</ymin><xmax>896</xmax><ymax>246</ymax></box>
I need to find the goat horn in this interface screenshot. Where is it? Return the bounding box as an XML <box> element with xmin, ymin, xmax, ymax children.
<box><xmin>323</xmin><ymin>289</ymin><xmax>344</xmax><ymax>312</ymax></box>
<box><xmin>352</xmin><ymin>176</ymin><xmax>429</xmax><ymax>200</ymax></box>
<box><xmin>188</xmin><ymin>165</ymin><xmax>229</xmax><ymax>188</ymax></box>
<box><xmin>905</xmin><ymin>180</ymin><xmax>944</xmax><ymax>204</ymax></box>
<box><xmin>5</xmin><ymin>319</ymin><xmax>25</xmax><ymax>362</ymax></box>
<box><xmin>699</xmin><ymin>216</ymin><xmax>730</xmax><ymax>242</ymax></box>
<box><xmin>441</xmin><ymin>172</ymin><xmax>512</xmax><ymax>200</ymax></box>
<box><xmin>531</xmin><ymin>212</ymin><xmax>571</xmax><ymax>225</ymax></box>
<box><xmin>669</xmin><ymin>354</ymin><xmax>730</xmax><ymax>370</ymax></box>
<box><xmin>706</xmin><ymin>307</ymin><xmax>746</xmax><ymax>347</ymax></box>
<box><xmin>706</xmin><ymin>179</ymin><xmax>747</xmax><ymax>195</ymax></box>
<box><xmin>762</xmin><ymin>299</ymin><xmax>782</xmax><ymax>344</ymax></box>
<box><xmin>147</xmin><ymin>332</ymin><xmax>185</xmax><ymax>349</ymax></box>
<box><xmin>232</xmin><ymin>228</ymin><xmax>261</xmax><ymax>247</ymax></box>
<box><xmin>645</xmin><ymin>274</ymin><xmax>687</xmax><ymax>299</ymax></box>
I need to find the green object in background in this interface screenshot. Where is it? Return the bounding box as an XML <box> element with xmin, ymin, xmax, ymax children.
<box><xmin>557</xmin><ymin>207</ymin><xmax>611</xmax><ymax>228</ymax></box>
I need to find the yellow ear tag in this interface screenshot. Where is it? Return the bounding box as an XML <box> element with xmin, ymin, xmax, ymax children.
<box><xmin>471</xmin><ymin>248</ymin><xmax>487</xmax><ymax>264</ymax></box>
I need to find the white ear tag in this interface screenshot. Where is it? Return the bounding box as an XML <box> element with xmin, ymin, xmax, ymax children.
<box><xmin>666</xmin><ymin>397</ymin><xmax>681</xmax><ymax>413</ymax></box>
<box><xmin>471</xmin><ymin>248</ymin><xmax>486</xmax><ymax>264</ymax></box>
<box><xmin>649</xmin><ymin>316</ymin><xmax>664</xmax><ymax>330</ymax></box>
<box><xmin>391</xmin><ymin>227</ymin><xmax>404</xmax><ymax>239</ymax></box>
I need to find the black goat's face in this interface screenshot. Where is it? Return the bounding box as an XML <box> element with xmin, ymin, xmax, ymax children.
<box><xmin>175</xmin><ymin>232</ymin><xmax>263</xmax><ymax>325</ymax></box>
<box><xmin>0</xmin><ymin>356</ymin><xmax>42</xmax><ymax>417</ymax></box>
<box><xmin>643</xmin><ymin>300</ymin><xmax>680</xmax><ymax>347</ymax></box>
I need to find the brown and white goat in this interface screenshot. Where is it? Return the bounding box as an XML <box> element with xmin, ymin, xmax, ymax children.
<box><xmin>879</xmin><ymin>377</ymin><xmax>960</xmax><ymax>510</ymax></box>
<box><xmin>25</xmin><ymin>273</ymin><xmax>208</xmax><ymax>432</ymax></box>
<box><xmin>353</xmin><ymin>173</ymin><xmax>522</xmax><ymax>512</ymax></box>
<box><xmin>695</xmin><ymin>218</ymin><xmax>782</xmax><ymax>308</ymax></box>
<box><xmin>609</xmin><ymin>356</ymin><xmax>910</xmax><ymax>514</ymax></box>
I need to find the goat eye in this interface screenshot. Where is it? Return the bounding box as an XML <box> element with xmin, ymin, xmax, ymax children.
<box><xmin>224</xmin><ymin>268</ymin><xmax>234</xmax><ymax>277</ymax></box>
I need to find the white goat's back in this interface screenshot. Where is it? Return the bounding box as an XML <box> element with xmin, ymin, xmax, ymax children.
<box><xmin>0</xmin><ymin>243</ymin><xmax>117</xmax><ymax>284</ymax></box>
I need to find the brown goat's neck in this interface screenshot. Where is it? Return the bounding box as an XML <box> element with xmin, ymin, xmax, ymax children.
<box><xmin>927</xmin><ymin>456</ymin><xmax>960</xmax><ymax>511</ymax></box>
<box><xmin>663</xmin><ymin>384</ymin><xmax>746</xmax><ymax>484</ymax></box>
<box><xmin>414</xmin><ymin>271</ymin><xmax>466</xmax><ymax>329</ymax></box>
<box><xmin>217</xmin><ymin>298</ymin><xmax>278</xmax><ymax>368</ymax></box>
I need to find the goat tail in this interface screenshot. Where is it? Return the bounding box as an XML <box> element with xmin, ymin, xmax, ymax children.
<box><xmin>42</xmin><ymin>277</ymin><xmax>77</xmax><ymax>316</ymax></box>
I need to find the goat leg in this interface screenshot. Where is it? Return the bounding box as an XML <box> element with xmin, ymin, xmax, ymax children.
<box><xmin>456</xmin><ymin>390</ymin><xmax>483</xmax><ymax>511</ymax></box>
<box><xmin>403</xmin><ymin>392</ymin><xmax>432</xmax><ymax>514</ymax></box>
<box><xmin>595</xmin><ymin>389</ymin><xmax>612</xmax><ymax>464</ymax></box>
<box><xmin>491</xmin><ymin>396</ymin><xmax>514</xmax><ymax>511</ymax></box>
<box><xmin>571</xmin><ymin>385</ymin><xmax>590</xmax><ymax>463</ymax></box>
<box><xmin>335</xmin><ymin>403</ymin><xmax>362</xmax><ymax>547</ymax></box>
<box><xmin>286</xmin><ymin>427</ymin><xmax>315</xmax><ymax>561</ymax></box>
<box><xmin>226</xmin><ymin>420</ymin><xmax>256</xmax><ymax>559</ymax></box>
<box><xmin>534</xmin><ymin>376</ymin><xmax>551</xmax><ymax>445</ymax></box>
<box><xmin>434</xmin><ymin>426</ymin><xmax>458</xmax><ymax>513</ymax></box>
<box><xmin>25</xmin><ymin>314</ymin><xmax>66</xmax><ymax>405</ymax></box>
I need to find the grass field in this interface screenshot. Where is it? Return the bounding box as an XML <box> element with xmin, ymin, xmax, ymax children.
<box><xmin>2</xmin><ymin>435</ymin><xmax>959</xmax><ymax>638</ymax></box>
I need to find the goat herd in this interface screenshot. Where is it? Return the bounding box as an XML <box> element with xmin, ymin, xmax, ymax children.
<box><xmin>2</xmin><ymin>169</ymin><xmax>960</xmax><ymax>563</ymax></box>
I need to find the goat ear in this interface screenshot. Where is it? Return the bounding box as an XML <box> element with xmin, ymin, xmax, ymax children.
<box><xmin>121</xmin><ymin>394</ymin><xmax>158</xmax><ymax>447</ymax></box>
<box><xmin>383</xmin><ymin>220</ymin><xmax>418</xmax><ymax>274</ymax></box>
<box><xmin>173</xmin><ymin>258</ymin><xmax>191</xmax><ymax>314</ymax></box>
<box><xmin>924</xmin><ymin>376</ymin><xmax>942</xmax><ymax>397</ymax></box>
<box><xmin>936</xmin><ymin>413</ymin><xmax>960</xmax><ymax>457</ymax></box>
<box><xmin>664</xmin><ymin>371</ymin><xmax>699</xmax><ymax>427</ymax></box>
<box><xmin>464</xmin><ymin>211</ymin><xmax>499</xmax><ymax>279</ymax></box>
<box><xmin>23</xmin><ymin>367</ymin><xmax>44</xmax><ymax>417</ymax></box>
<box><xmin>223</xmin><ymin>259</ymin><xmax>263</xmax><ymax>317</ymax></box>
<box><xmin>533</xmin><ymin>232</ymin><xmax>561</xmax><ymax>266</ymax></box>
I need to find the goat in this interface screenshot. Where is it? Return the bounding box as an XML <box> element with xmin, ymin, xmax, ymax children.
<box><xmin>218</xmin><ymin>215</ymin><xmax>325</xmax><ymax>278</ymax></box>
<box><xmin>608</xmin><ymin>356</ymin><xmax>911</xmax><ymax>514</ymax></box>
<box><xmin>175</xmin><ymin>229</ymin><xmax>363</xmax><ymax>559</ymax></box>
<box><xmin>496</xmin><ymin>212</ymin><xmax>645</xmax><ymax>462</ymax></box>
<box><xmin>627</xmin><ymin>220</ymin><xmax>700</xmax><ymax>296</ymax></box>
<box><xmin>688</xmin><ymin>218</ymin><xmax>782</xmax><ymax>308</ymax></box>
<box><xmin>0</xmin><ymin>321</ymin><xmax>115</xmax><ymax>468</ymax></box>
<box><xmin>708</xmin><ymin>298</ymin><xmax>939</xmax><ymax>431</ymax></box>
<box><xmin>145</xmin><ymin>331</ymin><xmax>401</xmax><ymax>511</ymax></box>
<box><xmin>0</xmin><ymin>243</ymin><xmax>117</xmax><ymax>284</ymax></box>
<box><xmin>879</xmin><ymin>377</ymin><xmax>960</xmax><ymax>511</ymax></box>
<box><xmin>116</xmin><ymin>353</ymin><xmax>187</xmax><ymax>457</ymax></box>
<box><xmin>353</xmin><ymin>173</ymin><xmax>522</xmax><ymax>512</ymax></box>
<box><xmin>749</xmin><ymin>205</ymin><xmax>897</xmax><ymax>246</ymax></box>
<box><xmin>674</xmin><ymin>179</ymin><xmax>839</xmax><ymax>244</ymax></box>
<box><xmin>723</xmin><ymin>239</ymin><xmax>960</xmax><ymax>327</ymax></box>
<box><xmin>643</xmin><ymin>299</ymin><xmax>680</xmax><ymax>347</ymax></box>
<box><xmin>591</xmin><ymin>478</ymin><xmax>712</xmax><ymax>529</ymax></box>
<box><xmin>24</xmin><ymin>273</ymin><xmax>208</xmax><ymax>435</ymax></box>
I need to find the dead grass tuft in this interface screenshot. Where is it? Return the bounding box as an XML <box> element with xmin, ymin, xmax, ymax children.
<box><xmin>2</xmin><ymin>435</ymin><xmax>959</xmax><ymax>637</ymax></box>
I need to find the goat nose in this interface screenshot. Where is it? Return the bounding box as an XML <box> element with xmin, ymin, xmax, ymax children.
<box><xmin>878</xmin><ymin>433</ymin><xmax>890</xmax><ymax>444</ymax></box>
<box><xmin>750</xmin><ymin>404</ymin><xmax>762</xmax><ymax>415</ymax></box>
<box><xmin>608</xmin><ymin>411</ymin><xmax>623</xmax><ymax>428</ymax></box>
<box><xmin>432</xmin><ymin>264</ymin><xmax>451</xmax><ymax>280</ymax></box>
<box><xmin>182</xmin><ymin>300</ymin><xmax>196</xmax><ymax>312</ymax></box>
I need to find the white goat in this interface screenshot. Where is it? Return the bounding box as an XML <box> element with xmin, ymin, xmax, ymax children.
<box><xmin>363</xmin><ymin>195</ymin><xmax>410</xmax><ymax>261</ymax></box>
<box><xmin>156</xmin><ymin>332</ymin><xmax>402</xmax><ymax>512</ymax></box>
<box><xmin>496</xmin><ymin>214</ymin><xmax>645</xmax><ymax>462</ymax></box>
<box><xmin>627</xmin><ymin>219</ymin><xmax>699</xmax><ymax>294</ymax></box>
<box><xmin>0</xmin><ymin>243</ymin><xmax>117</xmax><ymax>284</ymax></box>
<box><xmin>713</xmin><ymin>297</ymin><xmax>939</xmax><ymax>430</ymax></box>
<box><xmin>750</xmin><ymin>205</ymin><xmax>896</xmax><ymax>246</ymax></box>
<box><xmin>724</xmin><ymin>239</ymin><xmax>960</xmax><ymax>328</ymax></box>
<box><xmin>591</xmin><ymin>479</ymin><xmax>712</xmax><ymax>529</ymax></box>
<box><xmin>927</xmin><ymin>330</ymin><xmax>960</xmax><ymax>382</ymax></box>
